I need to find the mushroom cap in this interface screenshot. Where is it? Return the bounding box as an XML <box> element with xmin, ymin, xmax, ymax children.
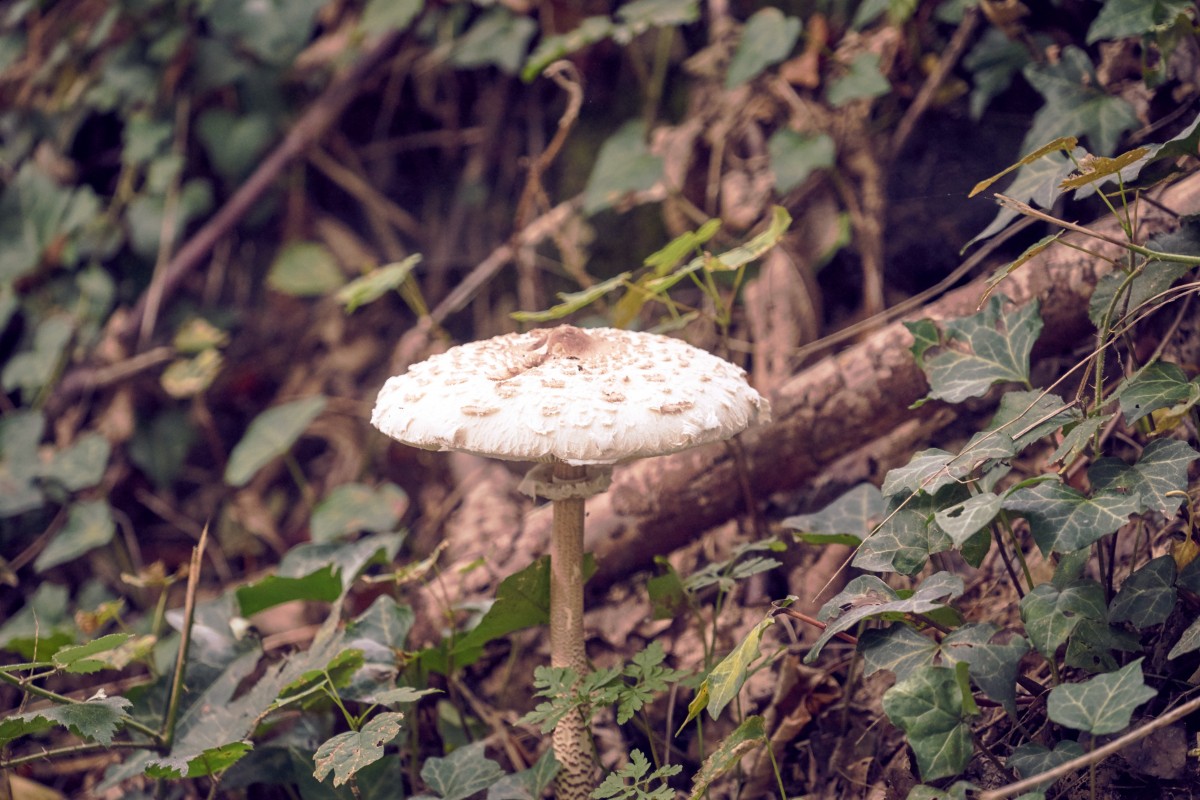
<box><xmin>371</xmin><ymin>325</ymin><xmax>771</xmax><ymax>466</ymax></box>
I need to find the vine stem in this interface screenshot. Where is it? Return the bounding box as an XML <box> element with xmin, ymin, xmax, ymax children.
<box><xmin>977</xmin><ymin>692</ymin><xmax>1200</xmax><ymax>800</ymax></box>
<box><xmin>162</xmin><ymin>525</ymin><xmax>208</xmax><ymax>749</ymax></box>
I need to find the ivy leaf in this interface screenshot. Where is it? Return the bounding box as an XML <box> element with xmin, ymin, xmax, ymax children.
<box><xmin>1108</xmin><ymin>556</ymin><xmax>1177</xmax><ymax>629</ymax></box>
<box><xmin>1050</xmin><ymin>415</ymin><xmax>1110</xmax><ymax>465</ymax></box>
<box><xmin>1089</xmin><ymin>439</ymin><xmax>1199</xmax><ymax>516</ymax></box>
<box><xmin>1047</xmin><ymin>658</ymin><xmax>1156</xmax><ymax>735</ymax></box>
<box><xmin>1003</xmin><ymin>480</ymin><xmax>1140</xmax><ymax>554</ymax></box>
<box><xmin>688</xmin><ymin>716</ymin><xmax>766</xmax><ymax>799</ymax></box>
<box><xmin>582</xmin><ymin>120</ymin><xmax>662</xmax><ymax>215</ymax></box>
<box><xmin>310</xmin><ymin>482</ymin><xmax>408</xmax><ymax>543</ymax></box>
<box><xmin>1113</xmin><ymin>363</ymin><xmax>1198</xmax><ymax>425</ymax></box>
<box><xmin>827</xmin><ymin>52</ymin><xmax>891</xmax><ymax>107</ymax></box>
<box><xmin>934</xmin><ymin>493</ymin><xmax>1001</xmax><ymax>547</ymax></box>
<box><xmin>38</xmin><ymin>432</ymin><xmax>111</xmax><ymax>492</ymax></box>
<box><xmin>1168</xmin><ymin>616</ymin><xmax>1200</xmax><ymax>660</ymax></box>
<box><xmin>417</xmin><ymin>741</ymin><xmax>506</xmax><ymax>800</ymax></box>
<box><xmin>882</xmin><ymin>666</ymin><xmax>972</xmax><ymax>781</ymax></box>
<box><xmin>0</xmin><ymin>694</ymin><xmax>133</xmax><ymax>747</ymax></box>
<box><xmin>853</xmin><ymin>504</ymin><xmax>952</xmax><ymax>575</ymax></box>
<box><xmin>1019</xmin><ymin>580</ymin><xmax>1106</xmax><ymax>659</ymax></box>
<box><xmin>686</xmin><ymin>613</ymin><xmax>776</xmax><ymax>724</ymax></box>
<box><xmin>224</xmin><ymin>395</ymin><xmax>327</xmax><ymax>487</ymax></box>
<box><xmin>347</xmin><ymin>595</ymin><xmax>415</xmax><ymax>651</ymax></box>
<box><xmin>313</xmin><ymin>712</ymin><xmax>404</xmax><ymax>787</ymax></box>
<box><xmin>905</xmin><ymin>783</ymin><xmax>976</xmax><ymax>800</ymax></box>
<box><xmin>1022</xmin><ymin>46</ymin><xmax>1138</xmax><ymax>157</ymax></box>
<box><xmin>881</xmin><ymin>450</ymin><xmax>959</xmax><ymax>496</ymax></box>
<box><xmin>768</xmin><ymin>130</ymin><xmax>835</xmax><ymax>193</ymax></box>
<box><xmin>450</xmin><ymin>8</ymin><xmax>538</xmax><ymax>74</ymax></box>
<box><xmin>1086</xmin><ymin>0</ymin><xmax>1196</xmax><ymax>43</ymax></box>
<box><xmin>1007</xmin><ymin>740</ymin><xmax>1086</xmax><ymax>793</ymax></box>
<box><xmin>807</xmin><ymin>572</ymin><xmax>964</xmax><ymax>663</ymax></box>
<box><xmin>860</xmin><ymin>625</ymin><xmax>938</xmax><ymax>681</ymax></box>
<box><xmin>487</xmin><ymin>748</ymin><xmax>559</xmax><ymax>800</ymax></box>
<box><xmin>963</xmin><ymin>28</ymin><xmax>1031</xmax><ymax>119</ymax></box>
<box><xmin>2</xmin><ymin>315</ymin><xmax>73</xmax><ymax>400</ymax></box>
<box><xmin>522</xmin><ymin>17</ymin><xmax>614</xmax><ymax>82</ymax></box>
<box><xmin>1064</xmin><ymin>618</ymin><xmax>1140</xmax><ymax>674</ymax></box>
<box><xmin>915</xmin><ymin>296</ymin><xmax>1042</xmax><ymax>404</ymax></box>
<box><xmin>783</xmin><ymin>483</ymin><xmax>883</xmax><ymax>545</ymax></box>
<box><xmin>35</xmin><ymin>500</ymin><xmax>116</xmax><ymax>572</ymax></box>
<box><xmin>941</xmin><ymin>624</ymin><xmax>1030</xmax><ymax>716</ymax></box>
<box><xmin>726</xmin><ymin>8</ymin><xmax>801</xmax><ymax>88</ymax></box>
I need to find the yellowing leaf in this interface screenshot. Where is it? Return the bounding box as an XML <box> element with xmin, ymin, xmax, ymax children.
<box><xmin>969</xmin><ymin>136</ymin><xmax>1078</xmax><ymax>197</ymax></box>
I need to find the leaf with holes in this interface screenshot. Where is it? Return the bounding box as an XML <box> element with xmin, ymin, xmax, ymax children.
<box><xmin>1109</xmin><ymin>556</ymin><xmax>1177</xmax><ymax>629</ymax></box>
<box><xmin>882</xmin><ymin>666</ymin><xmax>972</xmax><ymax>780</ymax></box>
<box><xmin>1047</xmin><ymin>658</ymin><xmax>1155</xmax><ymax>735</ymax></box>
<box><xmin>224</xmin><ymin>395</ymin><xmax>327</xmax><ymax>487</ymax></box>
<box><xmin>935</xmin><ymin>493</ymin><xmax>1002</xmax><ymax>547</ymax></box>
<box><xmin>1019</xmin><ymin>580</ymin><xmax>1106</xmax><ymax>659</ymax></box>
<box><xmin>913</xmin><ymin>296</ymin><xmax>1042</xmax><ymax>404</ymax></box>
<box><xmin>807</xmin><ymin>572</ymin><xmax>964</xmax><ymax>663</ymax></box>
<box><xmin>1003</xmin><ymin>481</ymin><xmax>1140</xmax><ymax>554</ymax></box>
<box><xmin>783</xmin><ymin>483</ymin><xmax>882</xmax><ymax>545</ymax></box>
<box><xmin>313</xmin><ymin>712</ymin><xmax>404</xmax><ymax>787</ymax></box>
<box><xmin>1113</xmin><ymin>363</ymin><xmax>1197</xmax><ymax>426</ymax></box>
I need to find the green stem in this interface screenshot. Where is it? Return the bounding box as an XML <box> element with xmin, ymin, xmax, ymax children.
<box><xmin>162</xmin><ymin>528</ymin><xmax>207</xmax><ymax>749</ymax></box>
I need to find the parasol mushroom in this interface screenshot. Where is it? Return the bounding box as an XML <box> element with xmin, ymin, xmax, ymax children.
<box><xmin>371</xmin><ymin>324</ymin><xmax>770</xmax><ymax>798</ymax></box>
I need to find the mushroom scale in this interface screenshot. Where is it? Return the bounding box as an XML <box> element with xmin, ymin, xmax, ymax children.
<box><xmin>371</xmin><ymin>326</ymin><xmax>770</xmax><ymax>465</ymax></box>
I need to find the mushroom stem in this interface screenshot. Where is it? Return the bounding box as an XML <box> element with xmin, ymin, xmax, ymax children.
<box><xmin>550</xmin><ymin>459</ymin><xmax>593</xmax><ymax>798</ymax></box>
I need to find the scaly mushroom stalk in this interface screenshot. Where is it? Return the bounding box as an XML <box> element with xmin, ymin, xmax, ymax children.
<box><xmin>548</xmin><ymin>460</ymin><xmax>593</xmax><ymax>798</ymax></box>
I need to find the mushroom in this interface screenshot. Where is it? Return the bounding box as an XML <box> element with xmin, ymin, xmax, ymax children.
<box><xmin>371</xmin><ymin>324</ymin><xmax>770</xmax><ymax>797</ymax></box>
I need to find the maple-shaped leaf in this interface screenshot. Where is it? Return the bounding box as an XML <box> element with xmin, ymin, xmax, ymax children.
<box><xmin>1022</xmin><ymin>46</ymin><xmax>1138</xmax><ymax>158</ymax></box>
<box><xmin>807</xmin><ymin>572</ymin><xmax>964</xmax><ymax>663</ymax></box>
<box><xmin>1003</xmin><ymin>480</ymin><xmax>1141</xmax><ymax>554</ymax></box>
<box><xmin>0</xmin><ymin>694</ymin><xmax>132</xmax><ymax>747</ymax></box>
<box><xmin>1047</xmin><ymin>658</ymin><xmax>1156</xmax><ymax>735</ymax></box>
<box><xmin>313</xmin><ymin>712</ymin><xmax>404</xmax><ymax>787</ymax></box>
<box><xmin>910</xmin><ymin>296</ymin><xmax>1042</xmax><ymax>404</ymax></box>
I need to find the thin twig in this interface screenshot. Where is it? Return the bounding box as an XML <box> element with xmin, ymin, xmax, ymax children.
<box><xmin>161</xmin><ymin>525</ymin><xmax>207</xmax><ymax>749</ymax></box>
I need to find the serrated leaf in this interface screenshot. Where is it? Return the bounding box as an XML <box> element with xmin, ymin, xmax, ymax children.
<box><xmin>1047</xmin><ymin>658</ymin><xmax>1155</xmax><ymax>735</ymax></box>
<box><xmin>313</xmin><ymin>712</ymin><xmax>404</xmax><ymax>787</ymax></box>
<box><xmin>224</xmin><ymin>395</ymin><xmax>327</xmax><ymax>486</ymax></box>
<box><xmin>1168</xmin><ymin>616</ymin><xmax>1200</xmax><ymax>660</ymax></box>
<box><xmin>35</xmin><ymin>500</ymin><xmax>116</xmax><ymax>572</ymax></box>
<box><xmin>337</xmin><ymin>255</ymin><xmax>422</xmax><ymax>313</ymax></box>
<box><xmin>1007</xmin><ymin>740</ymin><xmax>1086</xmax><ymax>793</ymax></box>
<box><xmin>827</xmin><ymin>52</ymin><xmax>890</xmax><ymax>107</ymax></box>
<box><xmin>1108</xmin><ymin>555</ymin><xmax>1177</xmax><ymax>629</ymax></box>
<box><xmin>726</xmin><ymin>8</ymin><xmax>801</xmax><ymax>88</ymax></box>
<box><xmin>882</xmin><ymin>666</ymin><xmax>972</xmax><ymax>780</ymax></box>
<box><xmin>53</xmin><ymin>633</ymin><xmax>133</xmax><ymax>674</ymax></box>
<box><xmin>1114</xmin><ymin>363</ymin><xmax>1195</xmax><ymax>425</ymax></box>
<box><xmin>1003</xmin><ymin>480</ymin><xmax>1141</xmax><ymax>554</ymax></box>
<box><xmin>1019</xmin><ymin>580</ymin><xmax>1106</xmax><ymax>659</ymax></box>
<box><xmin>807</xmin><ymin>572</ymin><xmax>964</xmax><ymax>663</ymax></box>
<box><xmin>419</xmin><ymin>741</ymin><xmax>506</xmax><ymax>800</ymax></box>
<box><xmin>0</xmin><ymin>694</ymin><xmax>132</xmax><ymax>747</ymax></box>
<box><xmin>310</xmin><ymin>482</ymin><xmax>408</xmax><ymax>542</ymax></box>
<box><xmin>919</xmin><ymin>296</ymin><xmax>1042</xmax><ymax>404</ymax></box>
<box><xmin>688</xmin><ymin>715</ymin><xmax>766</xmax><ymax>798</ymax></box>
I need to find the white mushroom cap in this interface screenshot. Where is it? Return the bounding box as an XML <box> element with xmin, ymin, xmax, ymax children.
<box><xmin>371</xmin><ymin>325</ymin><xmax>771</xmax><ymax>466</ymax></box>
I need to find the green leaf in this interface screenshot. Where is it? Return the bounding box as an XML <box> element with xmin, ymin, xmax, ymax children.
<box><xmin>522</xmin><ymin>17</ymin><xmax>614</xmax><ymax>82</ymax></box>
<box><xmin>1019</xmin><ymin>580</ymin><xmax>1106</xmax><ymax>659</ymax></box>
<box><xmin>1007</xmin><ymin>740</ymin><xmax>1086</xmax><ymax>793</ymax></box>
<box><xmin>360</xmin><ymin>0</ymin><xmax>422</xmax><ymax>33</ymax></box>
<box><xmin>224</xmin><ymin>395</ymin><xmax>327</xmax><ymax>486</ymax></box>
<box><xmin>1108</xmin><ymin>555</ymin><xmax>1177</xmax><ymax>629</ymax></box>
<box><xmin>881</xmin><ymin>449</ymin><xmax>959</xmax><ymax>496</ymax></box>
<box><xmin>1168</xmin><ymin>616</ymin><xmax>1200</xmax><ymax>660</ymax></box>
<box><xmin>1049</xmin><ymin>415</ymin><xmax>1110</xmax><ymax>465</ymax></box>
<box><xmin>725</xmin><ymin>8</ymin><xmax>801</xmax><ymax>88</ymax></box>
<box><xmin>0</xmin><ymin>694</ymin><xmax>132</xmax><ymax>747</ymax></box>
<box><xmin>784</xmin><ymin>483</ymin><xmax>882</xmax><ymax>543</ymax></box>
<box><xmin>35</xmin><ymin>500</ymin><xmax>116</xmax><ymax>572</ymax></box>
<box><xmin>686</xmin><ymin>613</ymin><xmax>775</xmax><ymax>724</ymax></box>
<box><xmin>905</xmin><ymin>782</ymin><xmax>976</xmax><ymax>800</ymax></box>
<box><xmin>451</xmin><ymin>8</ymin><xmax>537</xmax><ymax>74</ymax></box>
<box><xmin>853</xmin><ymin>502</ymin><xmax>953</xmax><ymax>575</ymax></box>
<box><xmin>1114</xmin><ymin>362</ymin><xmax>1196</xmax><ymax>425</ymax></box>
<box><xmin>934</xmin><ymin>493</ymin><xmax>1001</xmax><ymax>547</ymax></box>
<box><xmin>688</xmin><ymin>715</ymin><xmax>767</xmax><ymax>798</ymax></box>
<box><xmin>369</xmin><ymin>686</ymin><xmax>440</xmax><ymax>707</ymax></box>
<box><xmin>39</xmin><ymin>433</ymin><xmax>111</xmax><ymax>492</ymax></box>
<box><xmin>860</xmin><ymin>625</ymin><xmax>938</xmax><ymax>681</ymax></box>
<box><xmin>129</xmin><ymin>409</ymin><xmax>196</xmax><ymax>489</ymax></box>
<box><xmin>1087</xmin><ymin>439</ymin><xmax>1198</xmax><ymax>516</ymax></box>
<box><xmin>419</xmin><ymin>741</ymin><xmax>506</xmax><ymax>800</ymax></box>
<box><xmin>2</xmin><ymin>315</ymin><xmax>73</xmax><ymax>399</ymax></box>
<box><xmin>582</xmin><ymin>120</ymin><xmax>662</xmax><ymax>215</ymax></box>
<box><xmin>452</xmin><ymin>556</ymin><xmax>547</xmax><ymax>660</ymax></box>
<box><xmin>1003</xmin><ymin>480</ymin><xmax>1141</xmax><ymax>554</ymax></box>
<box><xmin>337</xmin><ymin>255</ymin><xmax>422</xmax><ymax>313</ymax></box>
<box><xmin>511</xmin><ymin>272</ymin><xmax>630</xmax><ymax>323</ymax></box>
<box><xmin>1022</xmin><ymin>46</ymin><xmax>1139</xmax><ymax>157</ymax></box>
<box><xmin>202</xmin><ymin>0</ymin><xmax>325</xmax><ymax>65</ymax></box>
<box><xmin>882</xmin><ymin>666</ymin><xmax>972</xmax><ymax>781</ymax></box>
<box><xmin>53</xmin><ymin>633</ymin><xmax>133</xmax><ymax>675</ymax></box>
<box><xmin>1086</xmin><ymin>0</ymin><xmax>1195</xmax><ymax>43</ymax></box>
<box><xmin>1064</xmin><ymin>618</ymin><xmax>1140</xmax><ymax>674</ymax></box>
<box><xmin>347</xmin><ymin>595</ymin><xmax>415</xmax><ymax>651</ymax></box>
<box><xmin>616</xmin><ymin>0</ymin><xmax>700</xmax><ymax>30</ymax></box>
<box><xmin>941</xmin><ymin>624</ymin><xmax>1029</xmax><ymax>716</ymax></box>
<box><xmin>593</xmin><ymin>748</ymin><xmax>680</xmax><ymax>800</ymax></box>
<box><xmin>313</xmin><ymin>712</ymin><xmax>404</xmax><ymax>787</ymax></box>
<box><xmin>311</xmin><ymin>482</ymin><xmax>407</xmax><ymax>542</ymax></box>
<box><xmin>0</xmin><ymin>582</ymin><xmax>73</xmax><ymax>660</ymax></box>
<box><xmin>195</xmin><ymin>109</ymin><xmax>276</xmax><ymax>183</ymax></box>
<box><xmin>918</xmin><ymin>296</ymin><xmax>1042</xmax><ymax>404</ymax></box>
<box><xmin>963</xmin><ymin>28</ymin><xmax>1033</xmax><ymax>119</ymax></box>
<box><xmin>1047</xmin><ymin>658</ymin><xmax>1156</xmax><ymax>735</ymax></box>
<box><xmin>807</xmin><ymin>572</ymin><xmax>964</xmax><ymax>663</ymax></box>
<box><xmin>616</xmin><ymin>641</ymin><xmax>689</xmax><ymax>724</ymax></box>
<box><xmin>487</xmin><ymin>747</ymin><xmax>560</xmax><ymax>800</ymax></box>
<box><xmin>768</xmin><ymin>130</ymin><xmax>835</xmax><ymax>193</ymax></box>
<box><xmin>827</xmin><ymin>52</ymin><xmax>890</xmax><ymax>107</ymax></box>
<box><xmin>268</xmin><ymin>241</ymin><xmax>345</xmax><ymax>297</ymax></box>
